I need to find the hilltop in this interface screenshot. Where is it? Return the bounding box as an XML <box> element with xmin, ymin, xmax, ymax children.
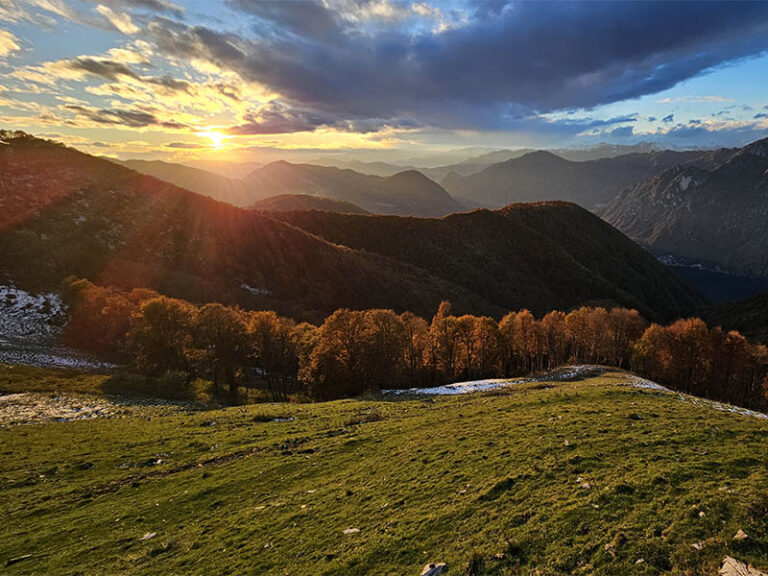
<box><xmin>2</xmin><ymin>365</ymin><xmax>768</xmax><ymax>575</ymax></box>
<box><xmin>249</xmin><ymin>194</ymin><xmax>368</xmax><ymax>214</ymax></box>
<box><xmin>273</xmin><ymin>202</ymin><xmax>703</xmax><ymax>320</ymax></box>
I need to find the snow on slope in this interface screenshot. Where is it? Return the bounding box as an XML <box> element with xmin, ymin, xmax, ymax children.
<box><xmin>0</xmin><ymin>285</ymin><xmax>113</xmax><ymax>370</ymax></box>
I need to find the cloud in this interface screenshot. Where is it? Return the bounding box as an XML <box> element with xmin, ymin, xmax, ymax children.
<box><xmin>95</xmin><ymin>4</ymin><xmax>140</xmax><ymax>34</ymax></box>
<box><xmin>755</xmin><ymin>113</ymin><xmax>768</xmax><ymax>119</ymax></box>
<box><xmin>0</xmin><ymin>29</ymin><xmax>21</xmax><ymax>57</ymax></box>
<box><xmin>63</xmin><ymin>103</ymin><xmax>187</xmax><ymax>129</ymax></box>
<box><xmin>165</xmin><ymin>141</ymin><xmax>203</xmax><ymax>148</ymax></box>
<box><xmin>146</xmin><ymin>1</ymin><xmax>768</xmax><ymax>134</ymax></box>
<box><xmin>609</xmin><ymin>125</ymin><xmax>634</xmax><ymax>138</ymax></box>
<box><xmin>662</xmin><ymin>114</ymin><xmax>674</xmax><ymax>123</ymax></box>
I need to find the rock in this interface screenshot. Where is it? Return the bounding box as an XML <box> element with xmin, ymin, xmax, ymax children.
<box><xmin>692</xmin><ymin>542</ymin><xmax>703</xmax><ymax>551</ymax></box>
<box><xmin>734</xmin><ymin>530</ymin><xmax>750</xmax><ymax>541</ymax></box>
<box><xmin>420</xmin><ymin>563</ymin><xmax>448</xmax><ymax>575</ymax></box>
<box><xmin>699</xmin><ymin>511</ymin><xmax>706</xmax><ymax>518</ymax></box>
<box><xmin>342</xmin><ymin>528</ymin><xmax>360</xmax><ymax>535</ymax></box>
<box><xmin>140</xmin><ymin>532</ymin><xmax>157</xmax><ymax>541</ymax></box>
<box><xmin>720</xmin><ymin>556</ymin><xmax>768</xmax><ymax>576</ymax></box>
<box><xmin>635</xmin><ymin>558</ymin><xmax>645</xmax><ymax>565</ymax></box>
<box><xmin>579</xmin><ymin>481</ymin><xmax>591</xmax><ymax>490</ymax></box>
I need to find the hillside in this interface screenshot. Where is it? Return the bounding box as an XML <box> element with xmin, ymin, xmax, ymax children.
<box><xmin>113</xmin><ymin>159</ymin><xmax>252</xmax><ymax>207</ymax></box>
<box><xmin>3</xmin><ymin>365</ymin><xmax>768</xmax><ymax>575</ymax></box>
<box><xmin>0</xmin><ymin>133</ymin><xmax>702</xmax><ymax>322</ymax></box>
<box><xmin>0</xmin><ymin>133</ymin><xmax>496</xmax><ymax>321</ymax></box>
<box><xmin>703</xmin><ymin>291</ymin><xmax>768</xmax><ymax>343</ymax></box>
<box><xmin>250</xmin><ymin>194</ymin><xmax>368</xmax><ymax>213</ymax></box>
<box><xmin>243</xmin><ymin>162</ymin><xmax>464</xmax><ymax>217</ymax></box>
<box><xmin>274</xmin><ymin>202</ymin><xmax>703</xmax><ymax>320</ymax></box>
<box><xmin>442</xmin><ymin>149</ymin><xmax>717</xmax><ymax>210</ymax></box>
<box><xmin>601</xmin><ymin>137</ymin><xmax>768</xmax><ymax>279</ymax></box>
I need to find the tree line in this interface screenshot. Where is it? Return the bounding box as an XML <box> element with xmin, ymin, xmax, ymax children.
<box><xmin>62</xmin><ymin>278</ymin><xmax>768</xmax><ymax>409</ymax></box>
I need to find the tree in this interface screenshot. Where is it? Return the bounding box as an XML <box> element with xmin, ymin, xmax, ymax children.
<box><xmin>194</xmin><ymin>303</ymin><xmax>248</xmax><ymax>402</ymax></box>
<box><xmin>247</xmin><ymin>311</ymin><xmax>300</xmax><ymax>401</ymax></box>
<box><xmin>127</xmin><ymin>296</ymin><xmax>198</xmax><ymax>378</ymax></box>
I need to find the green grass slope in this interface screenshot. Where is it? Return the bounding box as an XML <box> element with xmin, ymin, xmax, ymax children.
<box><xmin>3</xmin><ymin>368</ymin><xmax>768</xmax><ymax>575</ymax></box>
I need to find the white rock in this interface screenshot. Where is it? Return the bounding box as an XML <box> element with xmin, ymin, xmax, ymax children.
<box><xmin>140</xmin><ymin>532</ymin><xmax>157</xmax><ymax>541</ymax></box>
<box><xmin>343</xmin><ymin>528</ymin><xmax>360</xmax><ymax>535</ymax></box>
<box><xmin>421</xmin><ymin>563</ymin><xmax>448</xmax><ymax>576</ymax></box>
<box><xmin>734</xmin><ymin>530</ymin><xmax>750</xmax><ymax>541</ymax></box>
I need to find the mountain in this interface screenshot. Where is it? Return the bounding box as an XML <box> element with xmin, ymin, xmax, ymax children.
<box><xmin>0</xmin><ymin>133</ymin><xmax>701</xmax><ymax>322</ymax></box>
<box><xmin>250</xmin><ymin>194</ymin><xmax>368</xmax><ymax>213</ymax></box>
<box><xmin>0</xmin><ymin>132</ymin><xmax>496</xmax><ymax>321</ymax></box>
<box><xmin>442</xmin><ymin>149</ymin><xmax>713</xmax><ymax>210</ymax></box>
<box><xmin>272</xmin><ymin>202</ymin><xmax>703</xmax><ymax>320</ymax></box>
<box><xmin>243</xmin><ymin>162</ymin><xmax>464</xmax><ymax>217</ymax></box>
<box><xmin>553</xmin><ymin>141</ymin><xmax>664</xmax><ymax>162</ymax></box>
<box><xmin>113</xmin><ymin>159</ymin><xmax>252</xmax><ymax>206</ymax></box>
<box><xmin>114</xmin><ymin>157</ymin><xmax>463</xmax><ymax>217</ymax></box>
<box><xmin>601</xmin><ymin>137</ymin><xmax>768</xmax><ymax>279</ymax></box>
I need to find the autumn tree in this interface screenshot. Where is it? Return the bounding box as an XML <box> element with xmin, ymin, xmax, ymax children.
<box><xmin>127</xmin><ymin>296</ymin><xmax>198</xmax><ymax>378</ymax></box>
<box><xmin>193</xmin><ymin>303</ymin><xmax>249</xmax><ymax>401</ymax></box>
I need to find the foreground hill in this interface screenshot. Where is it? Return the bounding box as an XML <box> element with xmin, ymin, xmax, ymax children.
<box><xmin>601</xmin><ymin>137</ymin><xmax>768</xmax><ymax>279</ymax></box>
<box><xmin>3</xmin><ymin>365</ymin><xmax>768</xmax><ymax>575</ymax></box>
<box><xmin>250</xmin><ymin>194</ymin><xmax>368</xmax><ymax>213</ymax></box>
<box><xmin>442</xmin><ymin>149</ymin><xmax>722</xmax><ymax>210</ymax></box>
<box><xmin>0</xmin><ymin>133</ymin><xmax>700</xmax><ymax>321</ymax></box>
<box><xmin>0</xmin><ymin>133</ymin><xmax>495</xmax><ymax>320</ymax></box>
<box><xmin>274</xmin><ymin>203</ymin><xmax>703</xmax><ymax>320</ymax></box>
<box><xmin>115</xmin><ymin>155</ymin><xmax>463</xmax><ymax>217</ymax></box>
<box><xmin>703</xmin><ymin>291</ymin><xmax>768</xmax><ymax>344</ymax></box>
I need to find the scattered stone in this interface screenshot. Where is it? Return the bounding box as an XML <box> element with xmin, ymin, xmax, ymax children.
<box><xmin>692</xmin><ymin>542</ymin><xmax>703</xmax><ymax>551</ymax></box>
<box><xmin>734</xmin><ymin>530</ymin><xmax>750</xmax><ymax>541</ymax></box>
<box><xmin>343</xmin><ymin>528</ymin><xmax>360</xmax><ymax>535</ymax></box>
<box><xmin>563</xmin><ymin>439</ymin><xmax>570</xmax><ymax>446</ymax></box>
<box><xmin>627</xmin><ymin>413</ymin><xmax>643</xmax><ymax>421</ymax></box>
<box><xmin>140</xmin><ymin>532</ymin><xmax>157</xmax><ymax>541</ymax></box>
<box><xmin>494</xmin><ymin>553</ymin><xmax>505</xmax><ymax>560</ymax></box>
<box><xmin>635</xmin><ymin>558</ymin><xmax>645</xmax><ymax>565</ymax></box>
<box><xmin>579</xmin><ymin>481</ymin><xmax>591</xmax><ymax>490</ymax></box>
<box><xmin>420</xmin><ymin>563</ymin><xmax>448</xmax><ymax>575</ymax></box>
<box><xmin>720</xmin><ymin>556</ymin><xmax>768</xmax><ymax>576</ymax></box>
<box><xmin>6</xmin><ymin>554</ymin><xmax>32</xmax><ymax>566</ymax></box>
<box><xmin>699</xmin><ymin>511</ymin><xmax>706</xmax><ymax>518</ymax></box>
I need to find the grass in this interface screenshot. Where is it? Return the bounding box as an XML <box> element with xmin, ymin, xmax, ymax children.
<box><xmin>0</xmin><ymin>363</ymin><xmax>109</xmax><ymax>395</ymax></box>
<box><xmin>2</xmin><ymin>368</ymin><xmax>768</xmax><ymax>575</ymax></box>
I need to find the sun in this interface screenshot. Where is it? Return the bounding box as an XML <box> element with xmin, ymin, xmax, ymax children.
<box><xmin>199</xmin><ymin>129</ymin><xmax>226</xmax><ymax>150</ymax></box>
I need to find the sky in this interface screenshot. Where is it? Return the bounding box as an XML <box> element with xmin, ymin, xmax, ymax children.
<box><xmin>1</xmin><ymin>0</ymin><xmax>768</xmax><ymax>163</ymax></box>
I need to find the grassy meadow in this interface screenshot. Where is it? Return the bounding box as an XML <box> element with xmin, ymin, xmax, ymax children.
<box><xmin>2</xmin><ymin>368</ymin><xmax>768</xmax><ymax>575</ymax></box>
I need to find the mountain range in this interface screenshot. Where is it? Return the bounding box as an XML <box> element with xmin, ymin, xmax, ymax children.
<box><xmin>116</xmin><ymin>158</ymin><xmax>463</xmax><ymax>217</ymax></box>
<box><xmin>0</xmin><ymin>132</ymin><xmax>700</xmax><ymax>322</ymax></box>
<box><xmin>601</xmin><ymin>137</ymin><xmax>768</xmax><ymax>279</ymax></box>
<box><xmin>441</xmin><ymin>149</ymin><xmax>730</xmax><ymax>210</ymax></box>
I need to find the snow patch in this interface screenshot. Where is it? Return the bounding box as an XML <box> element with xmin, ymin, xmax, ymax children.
<box><xmin>241</xmin><ymin>283</ymin><xmax>272</xmax><ymax>296</ymax></box>
<box><xmin>679</xmin><ymin>174</ymin><xmax>692</xmax><ymax>191</ymax></box>
<box><xmin>383</xmin><ymin>365</ymin><xmax>601</xmax><ymax>396</ymax></box>
<box><xmin>0</xmin><ymin>285</ymin><xmax>113</xmax><ymax>370</ymax></box>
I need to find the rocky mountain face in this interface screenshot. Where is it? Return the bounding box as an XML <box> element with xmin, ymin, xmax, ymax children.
<box><xmin>601</xmin><ymin>137</ymin><xmax>768</xmax><ymax>279</ymax></box>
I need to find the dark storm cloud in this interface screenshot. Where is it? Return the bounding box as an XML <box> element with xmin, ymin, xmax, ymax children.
<box><xmin>143</xmin><ymin>1</ymin><xmax>768</xmax><ymax>133</ymax></box>
<box><xmin>64</xmin><ymin>104</ymin><xmax>187</xmax><ymax>128</ymax></box>
<box><xmin>66</xmin><ymin>57</ymin><xmax>139</xmax><ymax>81</ymax></box>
